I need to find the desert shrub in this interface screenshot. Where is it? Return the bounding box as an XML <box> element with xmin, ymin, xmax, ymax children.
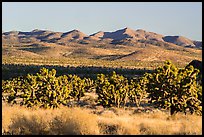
<box><xmin>98</xmin><ymin>123</ymin><xmax>119</xmax><ymax>135</ymax></box>
<box><xmin>95</xmin><ymin>71</ymin><xmax>129</xmax><ymax>108</ymax></box>
<box><xmin>65</xmin><ymin>74</ymin><xmax>86</xmax><ymax>101</ymax></box>
<box><xmin>128</xmin><ymin>74</ymin><xmax>148</xmax><ymax>107</ymax></box>
<box><xmin>9</xmin><ymin>114</ymin><xmax>50</xmax><ymax>135</ymax></box>
<box><xmin>139</xmin><ymin>120</ymin><xmax>176</xmax><ymax>135</ymax></box>
<box><xmin>19</xmin><ymin>68</ymin><xmax>72</xmax><ymax>108</ymax></box>
<box><xmin>83</xmin><ymin>77</ymin><xmax>95</xmax><ymax>92</ymax></box>
<box><xmin>146</xmin><ymin>60</ymin><xmax>202</xmax><ymax>115</ymax></box>
<box><xmin>2</xmin><ymin>68</ymin><xmax>89</xmax><ymax>108</ymax></box>
<box><xmin>49</xmin><ymin>108</ymin><xmax>100</xmax><ymax>135</ymax></box>
<box><xmin>95</xmin><ymin>71</ymin><xmax>148</xmax><ymax>108</ymax></box>
<box><xmin>197</xmin><ymin>85</ymin><xmax>202</xmax><ymax>105</ymax></box>
<box><xmin>2</xmin><ymin>76</ymin><xmax>25</xmax><ymax>104</ymax></box>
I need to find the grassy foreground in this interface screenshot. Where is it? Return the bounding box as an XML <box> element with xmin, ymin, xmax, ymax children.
<box><xmin>2</xmin><ymin>101</ymin><xmax>202</xmax><ymax>135</ymax></box>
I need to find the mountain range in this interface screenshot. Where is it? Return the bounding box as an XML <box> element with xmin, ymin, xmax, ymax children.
<box><xmin>2</xmin><ymin>27</ymin><xmax>202</xmax><ymax>67</ymax></box>
<box><xmin>2</xmin><ymin>27</ymin><xmax>202</xmax><ymax>49</ymax></box>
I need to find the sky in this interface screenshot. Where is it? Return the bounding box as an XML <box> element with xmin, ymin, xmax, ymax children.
<box><xmin>2</xmin><ymin>2</ymin><xmax>202</xmax><ymax>41</ymax></box>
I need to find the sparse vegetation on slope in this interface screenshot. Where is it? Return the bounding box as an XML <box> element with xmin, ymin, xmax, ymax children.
<box><xmin>2</xmin><ymin>28</ymin><xmax>202</xmax><ymax>70</ymax></box>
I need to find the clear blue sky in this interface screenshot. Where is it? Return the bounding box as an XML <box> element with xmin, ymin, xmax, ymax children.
<box><xmin>2</xmin><ymin>2</ymin><xmax>202</xmax><ymax>41</ymax></box>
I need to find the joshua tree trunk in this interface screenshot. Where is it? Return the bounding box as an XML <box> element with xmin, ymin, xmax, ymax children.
<box><xmin>170</xmin><ymin>105</ymin><xmax>177</xmax><ymax>115</ymax></box>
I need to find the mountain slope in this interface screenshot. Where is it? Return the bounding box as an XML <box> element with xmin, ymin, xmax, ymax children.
<box><xmin>163</xmin><ymin>36</ymin><xmax>196</xmax><ymax>47</ymax></box>
<box><xmin>2</xmin><ymin>27</ymin><xmax>202</xmax><ymax>68</ymax></box>
<box><xmin>2</xmin><ymin>27</ymin><xmax>202</xmax><ymax>49</ymax></box>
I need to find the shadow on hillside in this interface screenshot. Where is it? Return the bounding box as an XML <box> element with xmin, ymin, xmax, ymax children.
<box><xmin>2</xmin><ymin>64</ymin><xmax>153</xmax><ymax>80</ymax></box>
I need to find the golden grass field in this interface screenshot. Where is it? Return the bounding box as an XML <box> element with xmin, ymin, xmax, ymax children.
<box><xmin>2</xmin><ymin>100</ymin><xmax>202</xmax><ymax>135</ymax></box>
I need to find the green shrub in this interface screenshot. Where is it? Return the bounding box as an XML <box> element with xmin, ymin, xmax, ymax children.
<box><xmin>96</xmin><ymin>71</ymin><xmax>129</xmax><ymax>108</ymax></box>
<box><xmin>146</xmin><ymin>60</ymin><xmax>202</xmax><ymax>115</ymax></box>
<box><xmin>129</xmin><ymin>74</ymin><xmax>148</xmax><ymax>107</ymax></box>
<box><xmin>66</xmin><ymin>74</ymin><xmax>86</xmax><ymax>101</ymax></box>
<box><xmin>2</xmin><ymin>68</ymin><xmax>88</xmax><ymax>108</ymax></box>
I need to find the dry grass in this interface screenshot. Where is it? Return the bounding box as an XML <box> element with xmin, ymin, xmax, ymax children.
<box><xmin>2</xmin><ymin>103</ymin><xmax>99</xmax><ymax>135</ymax></box>
<box><xmin>2</xmin><ymin>102</ymin><xmax>202</xmax><ymax>135</ymax></box>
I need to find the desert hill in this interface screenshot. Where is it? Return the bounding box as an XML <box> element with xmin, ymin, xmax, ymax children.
<box><xmin>2</xmin><ymin>27</ymin><xmax>202</xmax><ymax>68</ymax></box>
<box><xmin>2</xmin><ymin>27</ymin><xmax>202</xmax><ymax>48</ymax></box>
<box><xmin>163</xmin><ymin>36</ymin><xmax>196</xmax><ymax>48</ymax></box>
